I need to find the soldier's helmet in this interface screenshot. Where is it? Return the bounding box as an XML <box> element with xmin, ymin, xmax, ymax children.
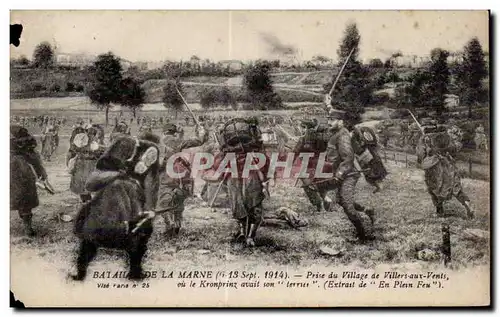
<box><xmin>114</xmin><ymin>121</ymin><xmax>129</xmax><ymax>134</ymax></box>
<box><xmin>300</xmin><ymin>118</ymin><xmax>319</xmax><ymax>130</ymax></box>
<box><xmin>139</xmin><ymin>124</ymin><xmax>152</xmax><ymax>133</ymax></box>
<box><xmin>96</xmin><ymin>136</ymin><xmax>160</xmax><ymax>177</ymax></box>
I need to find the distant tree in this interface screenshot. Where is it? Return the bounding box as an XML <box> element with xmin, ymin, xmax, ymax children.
<box><xmin>395</xmin><ymin>69</ymin><xmax>432</xmax><ymax>108</ymax></box>
<box><xmin>457</xmin><ymin>37</ymin><xmax>488</xmax><ymax>118</ymax></box>
<box><xmin>19</xmin><ymin>55</ymin><xmax>30</xmax><ymax>66</ymax></box>
<box><xmin>218</xmin><ymin>86</ymin><xmax>237</xmax><ymax>108</ymax></box>
<box><xmin>383</xmin><ymin>58</ymin><xmax>392</xmax><ymax>68</ymax></box>
<box><xmin>243</xmin><ymin>61</ymin><xmax>283</xmax><ymax>110</ymax></box>
<box><xmin>162</xmin><ymin>80</ymin><xmax>184</xmax><ymax>119</ymax></box>
<box><xmin>323</xmin><ymin>22</ymin><xmax>372</xmax><ymax>128</ymax></box>
<box><xmin>33</xmin><ymin>42</ymin><xmax>54</xmax><ymax>68</ymax></box>
<box><xmin>312</xmin><ymin>55</ymin><xmax>331</xmax><ymax>64</ymax></box>
<box><xmin>368</xmin><ymin>58</ymin><xmax>384</xmax><ymax>68</ymax></box>
<box><xmin>387</xmin><ymin>71</ymin><xmax>401</xmax><ymax>83</ymax></box>
<box><xmin>87</xmin><ymin>52</ymin><xmax>123</xmax><ymax>125</ymax></box>
<box><xmin>427</xmin><ymin>48</ymin><xmax>450</xmax><ymax>116</ymax></box>
<box><xmin>120</xmin><ymin>77</ymin><xmax>145</xmax><ymax>118</ymax></box>
<box><xmin>125</xmin><ymin>65</ymin><xmax>141</xmax><ymax>80</ymax></box>
<box><xmin>200</xmin><ymin>88</ymin><xmax>217</xmax><ymax>109</ymax></box>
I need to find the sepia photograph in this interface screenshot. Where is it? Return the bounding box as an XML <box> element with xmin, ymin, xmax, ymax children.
<box><xmin>9</xmin><ymin>9</ymin><xmax>491</xmax><ymax>307</ymax></box>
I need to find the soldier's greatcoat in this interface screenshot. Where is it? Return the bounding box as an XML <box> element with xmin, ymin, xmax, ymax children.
<box><xmin>10</xmin><ymin>125</ymin><xmax>47</xmax><ymax>214</ymax></box>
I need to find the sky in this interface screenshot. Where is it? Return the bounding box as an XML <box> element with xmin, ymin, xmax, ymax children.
<box><xmin>10</xmin><ymin>10</ymin><xmax>489</xmax><ymax>63</ymax></box>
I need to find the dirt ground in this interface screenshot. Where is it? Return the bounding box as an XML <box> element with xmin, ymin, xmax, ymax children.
<box><xmin>10</xmin><ymin>119</ymin><xmax>490</xmax><ymax>307</ymax></box>
<box><xmin>11</xmin><ymin>133</ymin><xmax>490</xmax><ymax>264</ymax></box>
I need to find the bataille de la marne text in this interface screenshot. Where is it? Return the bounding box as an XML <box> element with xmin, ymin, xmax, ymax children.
<box><xmin>92</xmin><ymin>270</ymin><xmax>449</xmax><ymax>280</ymax></box>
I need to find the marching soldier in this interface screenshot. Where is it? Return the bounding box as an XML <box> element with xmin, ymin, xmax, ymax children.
<box><xmin>474</xmin><ymin>124</ymin><xmax>488</xmax><ymax>151</ymax></box>
<box><xmin>214</xmin><ymin>117</ymin><xmax>270</xmax><ymax>247</ymax></box>
<box><xmin>110</xmin><ymin>118</ymin><xmax>130</xmax><ymax>144</ymax></box>
<box><xmin>157</xmin><ymin>123</ymin><xmax>209</xmax><ymax>237</ymax></box>
<box><xmin>41</xmin><ymin>124</ymin><xmax>60</xmax><ymax>161</ymax></box>
<box><xmin>67</xmin><ymin>123</ymin><xmax>106</xmax><ymax>203</ymax></box>
<box><xmin>292</xmin><ymin>118</ymin><xmax>333</xmax><ymax>213</ymax></box>
<box><xmin>416</xmin><ymin>122</ymin><xmax>473</xmax><ymax>219</ymax></box>
<box><xmin>10</xmin><ymin>125</ymin><xmax>50</xmax><ymax>236</ymax></box>
<box><xmin>197</xmin><ymin>125</ymin><xmax>225</xmax><ymax>205</ymax></box>
<box><xmin>322</xmin><ymin>95</ymin><xmax>375</xmax><ymax>242</ymax></box>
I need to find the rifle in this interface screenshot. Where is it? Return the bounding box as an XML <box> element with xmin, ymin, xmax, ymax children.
<box><xmin>276</xmin><ymin>124</ymin><xmax>299</xmax><ymax>142</ymax></box>
<box><xmin>131</xmin><ymin>206</ymin><xmax>177</xmax><ymax>234</ymax></box>
<box><xmin>406</xmin><ymin>109</ymin><xmax>425</xmax><ymax>134</ymax></box>
<box><xmin>328</xmin><ymin>47</ymin><xmax>355</xmax><ymax>97</ymax></box>
<box><xmin>36</xmin><ymin>178</ymin><xmax>56</xmax><ymax>195</ymax></box>
<box><xmin>175</xmin><ymin>84</ymin><xmax>201</xmax><ymax>128</ymax></box>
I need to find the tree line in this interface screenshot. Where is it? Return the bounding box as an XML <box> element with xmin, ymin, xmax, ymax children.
<box><xmin>87</xmin><ymin>53</ymin><xmax>285</xmax><ymax>125</ymax></box>
<box><xmin>322</xmin><ymin>22</ymin><xmax>488</xmax><ymax>127</ymax></box>
<box><xmin>12</xmin><ymin>29</ymin><xmax>488</xmax><ymax>127</ymax></box>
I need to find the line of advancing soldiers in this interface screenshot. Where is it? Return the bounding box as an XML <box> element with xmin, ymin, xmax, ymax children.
<box><xmin>10</xmin><ymin>95</ymin><xmax>388</xmax><ymax>246</ymax></box>
<box><xmin>11</xmin><ymin>99</ymin><xmax>477</xmax><ymax>280</ymax></box>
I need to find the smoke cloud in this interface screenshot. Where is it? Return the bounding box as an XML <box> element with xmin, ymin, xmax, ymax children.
<box><xmin>259</xmin><ymin>32</ymin><xmax>298</xmax><ymax>57</ymax></box>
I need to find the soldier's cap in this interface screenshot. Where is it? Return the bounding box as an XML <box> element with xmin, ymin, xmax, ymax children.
<box><xmin>326</xmin><ymin>108</ymin><xmax>346</xmax><ymax>120</ymax></box>
<box><xmin>300</xmin><ymin>119</ymin><xmax>318</xmax><ymax>129</ymax></box>
<box><xmin>163</xmin><ymin>123</ymin><xmax>177</xmax><ymax>133</ymax></box>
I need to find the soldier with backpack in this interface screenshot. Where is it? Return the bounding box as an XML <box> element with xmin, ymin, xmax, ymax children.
<box><xmin>321</xmin><ymin>96</ymin><xmax>375</xmax><ymax>242</ymax></box>
<box><xmin>351</xmin><ymin>125</ymin><xmax>388</xmax><ymax>193</ymax></box>
<box><xmin>214</xmin><ymin>117</ymin><xmax>270</xmax><ymax>247</ymax></box>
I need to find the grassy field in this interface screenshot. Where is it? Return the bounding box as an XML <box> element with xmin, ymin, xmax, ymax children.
<box><xmin>11</xmin><ymin>125</ymin><xmax>490</xmax><ymax>278</ymax></box>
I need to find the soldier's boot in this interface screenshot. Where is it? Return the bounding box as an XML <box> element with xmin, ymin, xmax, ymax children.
<box><xmin>234</xmin><ymin>218</ymin><xmax>247</xmax><ymax>242</ymax></box>
<box><xmin>80</xmin><ymin>194</ymin><xmax>91</xmax><ymax>203</ymax></box>
<box><xmin>436</xmin><ymin>203</ymin><xmax>445</xmax><ymax>218</ymax></box>
<box><xmin>20</xmin><ymin>214</ymin><xmax>35</xmax><ymax>237</ymax></box>
<box><xmin>354</xmin><ymin>202</ymin><xmax>375</xmax><ymax>224</ymax></box>
<box><xmin>128</xmin><ymin>245</ymin><xmax>147</xmax><ymax>281</ymax></box>
<box><xmin>245</xmin><ymin>218</ymin><xmax>262</xmax><ymax>247</ymax></box>
<box><xmin>174</xmin><ymin>219</ymin><xmax>182</xmax><ymax>236</ymax></box>
<box><xmin>456</xmin><ymin>191</ymin><xmax>474</xmax><ymax>219</ymax></box>
<box><xmin>163</xmin><ymin>213</ymin><xmax>176</xmax><ymax>238</ymax></box>
<box><xmin>348</xmin><ymin>213</ymin><xmax>375</xmax><ymax>242</ymax></box>
<box><xmin>245</xmin><ymin>224</ymin><xmax>256</xmax><ymax>247</ymax></box>
<box><xmin>316</xmin><ymin>202</ymin><xmax>327</xmax><ymax>213</ymax></box>
<box><xmin>464</xmin><ymin>201</ymin><xmax>474</xmax><ymax>219</ymax></box>
<box><xmin>342</xmin><ymin>204</ymin><xmax>374</xmax><ymax>242</ymax></box>
<box><xmin>322</xmin><ymin>196</ymin><xmax>333</xmax><ymax>212</ymax></box>
<box><xmin>71</xmin><ymin>240</ymin><xmax>98</xmax><ymax>281</ymax></box>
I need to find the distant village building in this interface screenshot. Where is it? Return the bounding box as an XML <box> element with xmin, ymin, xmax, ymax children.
<box><xmin>146</xmin><ymin>61</ymin><xmax>165</xmax><ymax>70</ymax></box>
<box><xmin>390</xmin><ymin>51</ymin><xmax>465</xmax><ymax>68</ymax></box>
<box><xmin>56</xmin><ymin>53</ymin><xmax>96</xmax><ymax>68</ymax></box>
<box><xmin>393</xmin><ymin>55</ymin><xmax>431</xmax><ymax>68</ymax></box>
<box><xmin>119</xmin><ymin>58</ymin><xmax>132</xmax><ymax>71</ymax></box>
<box><xmin>447</xmin><ymin>52</ymin><xmax>464</xmax><ymax>64</ymax></box>
<box><xmin>132</xmin><ymin>61</ymin><xmax>149</xmax><ymax>71</ymax></box>
<box><xmin>56</xmin><ymin>53</ymin><xmax>132</xmax><ymax>71</ymax></box>
<box><xmin>219</xmin><ymin>60</ymin><xmax>245</xmax><ymax>71</ymax></box>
